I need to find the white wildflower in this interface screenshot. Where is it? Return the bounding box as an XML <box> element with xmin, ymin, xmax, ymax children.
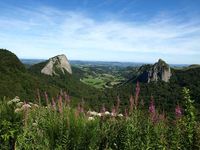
<box><xmin>97</xmin><ymin>113</ymin><xmax>102</xmax><ymax>117</ymax></box>
<box><xmin>111</xmin><ymin>113</ymin><xmax>116</xmax><ymax>117</ymax></box>
<box><xmin>33</xmin><ymin>104</ymin><xmax>39</xmax><ymax>108</ymax></box>
<box><xmin>16</xmin><ymin>102</ymin><xmax>24</xmax><ymax>108</ymax></box>
<box><xmin>15</xmin><ymin>108</ymin><xmax>22</xmax><ymax>113</ymax></box>
<box><xmin>87</xmin><ymin>111</ymin><xmax>98</xmax><ymax>116</ymax></box>
<box><xmin>118</xmin><ymin>114</ymin><xmax>123</xmax><ymax>117</ymax></box>
<box><xmin>7</xmin><ymin>96</ymin><xmax>20</xmax><ymax>105</ymax></box>
<box><xmin>104</xmin><ymin>111</ymin><xmax>110</xmax><ymax>115</ymax></box>
<box><xmin>7</xmin><ymin>100</ymin><xmax>13</xmax><ymax>105</ymax></box>
<box><xmin>12</xmin><ymin>96</ymin><xmax>20</xmax><ymax>103</ymax></box>
<box><xmin>22</xmin><ymin>104</ymin><xmax>31</xmax><ymax>110</ymax></box>
<box><xmin>88</xmin><ymin>117</ymin><xmax>95</xmax><ymax>121</ymax></box>
<box><xmin>29</xmin><ymin>102</ymin><xmax>33</xmax><ymax>105</ymax></box>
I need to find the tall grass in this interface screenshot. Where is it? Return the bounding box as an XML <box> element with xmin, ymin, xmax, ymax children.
<box><xmin>1</xmin><ymin>87</ymin><xmax>200</xmax><ymax>149</ymax></box>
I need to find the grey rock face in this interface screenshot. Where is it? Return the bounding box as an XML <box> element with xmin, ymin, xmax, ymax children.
<box><xmin>41</xmin><ymin>54</ymin><xmax>72</xmax><ymax>76</ymax></box>
<box><xmin>138</xmin><ymin>59</ymin><xmax>171</xmax><ymax>83</ymax></box>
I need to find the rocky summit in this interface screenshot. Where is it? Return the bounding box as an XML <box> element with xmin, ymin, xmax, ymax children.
<box><xmin>41</xmin><ymin>54</ymin><xmax>72</xmax><ymax>76</ymax></box>
<box><xmin>138</xmin><ymin>59</ymin><xmax>171</xmax><ymax>83</ymax></box>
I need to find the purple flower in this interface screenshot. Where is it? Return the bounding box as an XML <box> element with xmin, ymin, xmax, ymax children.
<box><xmin>64</xmin><ymin>92</ymin><xmax>70</xmax><ymax>106</ymax></box>
<box><xmin>175</xmin><ymin>104</ymin><xmax>182</xmax><ymax>118</ymax></box>
<box><xmin>44</xmin><ymin>91</ymin><xmax>49</xmax><ymax>106</ymax></box>
<box><xmin>51</xmin><ymin>97</ymin><xmax>56</xmax><ymax>110</ymax></box>
<box><xmin>149</xmin><ymin>96</ymin><xmax>157</xmax><ymax>123</ymax></box>
<box><xmin>149</xmin><ymin>97</ymin><xmax>155</xmax><ymax>114</ymax></box>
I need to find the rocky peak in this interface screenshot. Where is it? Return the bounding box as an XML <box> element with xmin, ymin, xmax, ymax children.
<box><xmin>138</xmin><ymin>59</ymin><xmax>171</xmax><ymax>83</ymax></box>
<box><xmin>41</xmin><ymin>54</ymin><xmax>72</xmax><ymax>76</ymax></box>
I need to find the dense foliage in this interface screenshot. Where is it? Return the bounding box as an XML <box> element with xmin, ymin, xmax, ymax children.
<box><xmin>1</xmin><ymin>88</ymin><xmax>200</xmax><ymax>149</ymax></box>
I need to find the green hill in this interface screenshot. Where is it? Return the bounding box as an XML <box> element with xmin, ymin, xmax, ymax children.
<box><xmin>0</xmin><ymin>49</ymin><xmax>101</xmax><ymax>107</ymax></box>
<box><xmin>0</xmin><ymin>49</ymin><xmax>40</xmax><ymax>99</ymax></box>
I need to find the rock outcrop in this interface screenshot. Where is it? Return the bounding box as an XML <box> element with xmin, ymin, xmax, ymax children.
<box><xmin>41</xmin><ymin>54</ymin><xmax>72</xmax><ymax>76</ymax></box>
<box><xmin>138</xmin><ymin>59</ymin><xmax>171</xmax><ymax>83</ymax></box>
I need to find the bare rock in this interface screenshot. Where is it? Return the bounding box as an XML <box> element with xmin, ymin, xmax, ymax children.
<box><xmin>41</xmin><ymin>54</ymin><xmax>72</xmax><ymax>76</ymax></box>
<box><xmin>138</xmin><ymin>59</ymin><xmax>171</xmax><ymax>83</ymax></box>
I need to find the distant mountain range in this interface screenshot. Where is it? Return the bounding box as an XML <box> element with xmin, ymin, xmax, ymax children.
<box><xmin>21</xmin><ymin>59</ymin><xmax>189</xmax><ymax>68</ymax></box>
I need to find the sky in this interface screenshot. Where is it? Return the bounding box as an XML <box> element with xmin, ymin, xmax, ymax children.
<box><xmin>0</xmin><ymin>0</ymin><xmax>200</xmax><ymax>64</ymax></box>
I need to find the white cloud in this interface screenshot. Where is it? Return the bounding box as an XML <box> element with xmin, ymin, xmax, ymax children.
<box><xmin>0</xmin><ymin>6</ymin><xmax>200</xmax><ymax>64</ymax></box>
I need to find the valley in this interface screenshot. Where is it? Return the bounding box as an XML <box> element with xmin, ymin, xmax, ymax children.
<box><xmin>1</xmin><ymin>49</ymin><xmax>200</xmax><ymax>149</ymax></box>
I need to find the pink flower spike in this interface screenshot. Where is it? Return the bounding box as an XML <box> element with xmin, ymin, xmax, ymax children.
<box><xmin>149</xmin><ymin>96</ymin><xmax>155</xmax><ymax>114</ymax></box>
<box><xmin>175</xmin><ymin>104</ymin><xmax>182</xmax><ymax>118</ymax></box>
<box><xmin>44</xmin><ymin>91</ymin><xmax>49</xmax><ymax>106</ymax></box>
<box><xmin>51</xmin><ymin>97</ymin><xmax>56</xmax><ymax>110</ymax></box>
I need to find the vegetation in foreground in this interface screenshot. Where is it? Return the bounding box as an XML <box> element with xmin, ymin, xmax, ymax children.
<box><xmin>1</xmin><ymin>87</ymin><xmax>200</xmax><ymax>150</ymax></box>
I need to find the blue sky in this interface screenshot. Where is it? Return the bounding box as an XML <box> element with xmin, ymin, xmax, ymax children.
<box><xmin>0</xmin><ymin>0</ymin><xmax>200</xmax><ymax>64</ymax></box>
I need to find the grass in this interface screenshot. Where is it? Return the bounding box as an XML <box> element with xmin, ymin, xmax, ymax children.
<box><xmin>1</xmin><ymin>87</ymin><xmax>200</xmax><ymax>149</ymax></box>
<box><xmin>81</xmin><ymin>73</ymin><xmax>124</xmax><ymax>89</ymax></box>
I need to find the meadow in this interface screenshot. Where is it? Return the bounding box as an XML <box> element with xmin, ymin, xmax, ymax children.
<box><xmin>1</xmin><ymin>86</ymin><xmax>200</xmax><ymax>150</ymax></box>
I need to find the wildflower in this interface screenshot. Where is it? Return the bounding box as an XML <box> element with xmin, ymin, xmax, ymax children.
<box><xmin>149</xmin><ymin>97</ymin><xmax>155</xmax><ymax>114</ymax></box>
<box><xmin>7</xmin><ymin>96</ymin><xmax>20</xmax><ymax>105</ymax></box>
<box><xmin>111</xmin><ymin>106</ymin><xmax>116</xmax><ymax>116</ymax></box>
<box><xmin>64</xmin><ymin>92</ymin><xmax>70</xmax><ymax>106</ymax></box>
<box><xmin>7</xmin><ymin>100</ymin><xmax>13</xmax><ymax>105</ymax></box>
<box><xmin>44</xmin><ymin>91</ymin><xmax>49</xmax><ymax>106</ymax></box>
<box><xmin>15</xmin><ymin>108</ymin><xmax>22</xmax><ymax>113</ymax></box>
<box><xmin>23</xmin><ymin>102</ymin><xmax>30</xmax><ymax>127</ymax></box>
<box><xmin>87</xmin><ymin>111</ymin><xmax>98</xmax><ymax>116</ymax></box>
<box><xmin>33</xmin><ymin>104</ymin><xmax>39</xmax><ymax>108</ymax></box>
<box><xmin>97</xmin><ymin>113</ymin><xmax>102</xmax><ymax>117</ymax></box>
<box><xmin>118</xmin><ymin>114</ymin><xmax>123</xmax><ymax>117</ymax></box>
<box><xmin>28</xmin><ymin>102</ymin><xmax>33</xmax><ymax>105</ymax></box>
<box><xmin>51</xmin><ymin>98</ymin><xmax>56</xmax><ymax>110</ymax></box>
<box><xmin>88</xmin><ymin>117</ymin><xmax>95</xmax><ymax>121</ymax></box>
<box><xmin>175</xmin><ymin>104</ymin><xmax>182</xmax><ymax>118</ymax></box>
<box><xmin>149</xmin><ymin>96</ymin><xmax>157</xmax><ymax>123</ymax></box>
<box><xmin>16</xmin><ymin>102</ymin><xmax>24</xmax><ymax>108</ymax></box>
<box><xmin>111</xmin><ymin>113</ymin><xmax>116</xmax><ymax>117</ymax></box>
<box><xmin>12</xmin><ymin>96</ymin><xmax>20</xmax><ymax>103</ymax></box>
<box><xmin>104</xmin><ymin>111</ymin><xmax>110</xmax><ymax>115</ymax></box>
<box><xmin>22</xmin><ymin>103</ymin><xmax>31</xmax><ymax>110</ymax></box>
